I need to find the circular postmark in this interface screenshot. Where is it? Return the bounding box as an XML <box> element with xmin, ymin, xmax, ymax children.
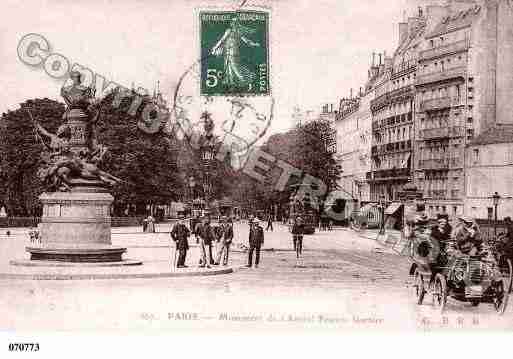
<box><xmin>170</xmin><ymin>56</ymin><xmax>274</xmax><ymax>169</ymax></box>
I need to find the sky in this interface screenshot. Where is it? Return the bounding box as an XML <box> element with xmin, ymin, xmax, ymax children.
<box><xmin>0</xmin><ymin>0</ymin><xmax>426</xmax><ymax>135</ymax></box>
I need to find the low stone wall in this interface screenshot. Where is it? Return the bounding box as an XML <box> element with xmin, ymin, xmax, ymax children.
<box><xmin>0</xmin><ymin>216</ymin><xmax>155</xmax><ymax>228</ymax></box>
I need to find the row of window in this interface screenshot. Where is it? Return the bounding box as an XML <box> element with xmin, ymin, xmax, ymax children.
<box><xmin>372</xmin><ymin>101</ymin><xmax>412</xmax><ymax>121</ymax></box>
<box><xmin>374</xmin><ymin>126</ymin><xmax>412</xmax><ymax>144</ymax></box>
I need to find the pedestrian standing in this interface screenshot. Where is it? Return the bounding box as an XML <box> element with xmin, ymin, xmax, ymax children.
<box><xmin>247</xmin><ymin>219</ymin><xmax>264</xmax><ymax>268</ymax></box>
<box><xmin>215</xmin><ymin>217</ymin><xmax>234</xmax><ymax>266</ymax></box>
<box><xmin>142</xmin><ymin>217</ymin><xmax>148</xmax><ymax>232</ymax></box>
<box><xmin>29</xmin><ymin>227</ymin><xmax>36</xmax><ymax>245</ymax></box>
<box><xmin>171</xmin><ymin>217</ymin><xmax>190</xmax><ymax>268</ymax></box>
<box><xmin>147</xmin><ymin>215</ymin><xmax>156</xmax><ymax>233</ymax></box>
<box><xmin>292</xmin><ymin>216</ymin><xmax>305</xmax><ymax>259</ymax></box>
<box><xmin>265</xmin><ymin>213</ymin><xmax>273</xmax><ymax>231</ymax></box>
<box><xmin>197</xmin><ymin>217</ymin><xmax>215</xmax><ymax>268</ymax></box>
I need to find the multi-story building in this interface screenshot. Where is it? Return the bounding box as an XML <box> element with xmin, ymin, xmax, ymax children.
<box><xmin>368</xmin><ymin>11</ymin><xmax>428</xmax><ymax>203</ymax></box>
<box><xmin>334</xmin><ymin>88</ymin><xmax>374</xmax><ymax>205</ymax></box>
<box><xmin>414</xmin><ymin>0</ymin><xmax>513</xmax><ymax>219</ymax></box>
<box><xmin>464</xmin><ymin>0</ymin><xmax>513</xmax><ymax>219</ymax></box>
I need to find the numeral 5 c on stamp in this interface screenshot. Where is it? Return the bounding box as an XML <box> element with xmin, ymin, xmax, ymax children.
<box><xmin>200</xmin><ymin>10</ymin><xmax>270</xmax><ymax>96</ymax></box>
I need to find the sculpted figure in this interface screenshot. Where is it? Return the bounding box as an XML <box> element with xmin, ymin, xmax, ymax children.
<box><xmin>60</xmin><ymin>71</ymin><xmax>95</xmax><ymax>118</ymax></box>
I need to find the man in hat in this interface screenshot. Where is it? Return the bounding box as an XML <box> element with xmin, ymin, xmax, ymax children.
<box><xmin>431</xmin><ymin>215</ymin><xmax>452</xmax><ymax>252</ymax></box>
<box><xmin>215</xmin><ymin>217</ymin><xmax>234</xmax><ymax>266</ymax></box>
<box><xmin>171</xmin><ymin>217</ymin><xmax>191</xmax><ymax>268</ymax></box>
<box><xmin>197</xmin><ymin>216</ymin><xmax>215</xmax><ymax>267</ymax></box>
<box><xmin>291</xmin><ymin>216</ymin><xmax>305</xmax><ymax>259</ymax></box>
<box><xmin>247</xmin><ymin>218</ymin><xmax>264</xmax><ymax>268</ymax></box>
<box><xmin>502</xmin><ymin>217</ymin><xmax>513</xmax><ymax>243</ymax></box>
<box><xmin>454</xmin><ymin>216</ymin><xmax>482</xmax><ymax>255</ymax></box>
<box><xmin>266</xmin><ymin>213</ymin><xmax>274</xmax><ymax>231</ymax></box>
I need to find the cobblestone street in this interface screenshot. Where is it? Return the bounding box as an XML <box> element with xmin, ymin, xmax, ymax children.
<box><xmin>1</xmin><ymin>222</ymin><xmax>512</xmax><ymax>331</ymax></box>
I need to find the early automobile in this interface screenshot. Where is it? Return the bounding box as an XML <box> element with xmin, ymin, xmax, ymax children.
<box><xmin>410</xmin><ymin>235</ymin><xmax>512</xmax><ymax>314</ymax></box>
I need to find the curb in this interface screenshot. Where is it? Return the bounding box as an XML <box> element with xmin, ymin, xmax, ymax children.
<box><xmin>0</xmin><ymin>267</ymin><xmax>234</xmax><ymax>280</ymax></box>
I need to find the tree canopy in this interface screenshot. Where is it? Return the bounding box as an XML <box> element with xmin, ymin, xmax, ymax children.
<box><xmin>0</xmin><ymin>94</ymin><xmax>182</xmax><ymax>216</ymax></box>
<box><xmin>228</xmin><ymin>118</ymin><xmax>341</xmax><ymax>216</ymax></box>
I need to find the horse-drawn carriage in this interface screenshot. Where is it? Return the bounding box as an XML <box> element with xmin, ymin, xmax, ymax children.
<box><xmin>410</xmin><ymin>231</ymin><xmax>512</xmax><ymax>314</ymax></box>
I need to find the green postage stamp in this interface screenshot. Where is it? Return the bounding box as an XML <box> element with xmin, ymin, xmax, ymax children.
<box><xmin>200</xmin><ymin>10</ymin><xmax>270</xmax><ymax>96</ymax></box>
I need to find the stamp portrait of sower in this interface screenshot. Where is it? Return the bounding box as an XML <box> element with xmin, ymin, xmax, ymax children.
<box><xmin>200</xmin><ymin>11</ymin><xmax>269</xmax><ymax>96</ymax></box>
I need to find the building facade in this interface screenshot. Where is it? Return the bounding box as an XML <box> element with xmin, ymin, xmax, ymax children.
<box><xmin>465</xmin><ymin>125</ymin><xmax>513</xmax><ymax>219</ymax></box>
<box><xmin>368</xmin><ymin>11</ymin><xmax>428</xmax><ymax>203</ymax></box>
<box><xmin>413</xmin><ymin>0</ymin><xmax>513</xmax><ymax>219</ymax></box>
<box><xmin>328</xmin><ymin>0</ymin><xmax>513</xmax><ymax>220</ymax></box>
<box><xmin>334</xmin><ymin>90</ymin><xmax>373</xmax><ymax>205</ymax></box>
<box><xmin>413</xmin><ymin>3</ymin><xmax>479</xmax><ymax>218</ymax></box>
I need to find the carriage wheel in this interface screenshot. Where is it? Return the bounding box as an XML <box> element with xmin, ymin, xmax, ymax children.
<box><xmin>493</xmin><ymin>258</ymin><xmax>512</xmax><ymax>315</ymax></box>
<box><xmin>414</xmin><ymin>270</ymin><xmax>425</xmax><ymax>305</ymax></box>
<box><xmin>432</xmin><ymin>274</ymin><xmax>447</xmax><ymax>313</ymax></box>
<box><xmin>493</xmin><ymin>280</ymin><xmax>509</xmax><ymax>315</ymax></box>
<box><xmin>504</xmin><ymin>258</ymin><xmax>513</xmax><ymax>294</ymax></box>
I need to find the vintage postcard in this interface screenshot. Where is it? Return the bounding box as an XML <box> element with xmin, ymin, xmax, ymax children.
<box><xmin>1</xmin><ymin>0</ymin><xmax>513</xmax><ymax>356</ymax></box>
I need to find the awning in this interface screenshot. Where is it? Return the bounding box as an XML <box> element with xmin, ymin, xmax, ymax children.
<box><xmin>360</xmin><ymin>203</ymin><xmax>377</xmax><ymax>213</ymax></box>
<box><xmin>385</xmin><ymin>202</ymin><xmax>402</xmax><ymax>215</ymax></box>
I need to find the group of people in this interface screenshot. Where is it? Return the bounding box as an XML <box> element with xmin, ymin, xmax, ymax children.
<box><xmin>170</xmin><ymin>216</ymin><xmax>234</xmax><ymax>268</ymax></box>
<box><xmin>171</xmin><ymin>212</ymin><xmax>310</xmax><ymax>269</ymax></box>
<box><xmin>142</xmin><ymin>215</ymin><xmax>156</xmax><ymax>233</ymax></box>
<box><xmin>409</xmin><ymin>213</ymin><xmax>487</xmax><ymax>271</ymax></box>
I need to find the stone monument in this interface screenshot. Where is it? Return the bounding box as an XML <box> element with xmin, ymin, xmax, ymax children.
<box><xmin>26</xmin><ymin>71</ymin><xmax>135</xmax><ymax>264</ymax></box>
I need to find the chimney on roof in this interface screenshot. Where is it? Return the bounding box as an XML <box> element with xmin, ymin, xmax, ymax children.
<box><xmin>372</xmin><ymin>52</ymin><xmax>376</xmax><ymax>67</ymax></box>
<box><xmin>379</xmin><ymin>53</ymin><xmax>382</xmax><ymax>66</ymax></box>
<box><xmin>350</xmin><ymin>88</ymin><xmax>353</xmax><ymax>99</ymax></box>
<box><xmin>360</xmin><ymin>87</ymin><xmax>363</xmax><ymax>97</ymax></box>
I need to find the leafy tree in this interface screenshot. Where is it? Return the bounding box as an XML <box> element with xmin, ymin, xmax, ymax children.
<box><xmin>228</xmin><ymin>117</ymin><xmax>341</xmax><ymax>216</ymax></box>
<box><xmin>0</xmin><ymin>93</ymin><xmax>182</xmax><ymax>217</ymax></box>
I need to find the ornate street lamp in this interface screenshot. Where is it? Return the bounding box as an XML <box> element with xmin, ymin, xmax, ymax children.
<box><xmin>492</xmin><ymin>191</ymin><xmax>501</xmax><ymax>238</ymax></box>
<box><xmin>188</xmin><ymin>176</ymin><xmax>196</xmax><ymax>202</ymax></box>
<box><xmin>200</xmin><ymin>111</ymin><xmax>215</xmax><ymax>214</ymax></box>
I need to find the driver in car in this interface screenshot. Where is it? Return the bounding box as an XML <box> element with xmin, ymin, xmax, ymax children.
<box><xmin>454</xmin><ymin>216</ymin><xmax>482</xmax><ymax>255</ymax></box>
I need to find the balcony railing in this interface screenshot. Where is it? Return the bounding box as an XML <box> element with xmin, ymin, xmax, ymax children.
<box><xmin>419</xmin><ymin>39</ymin><xmax>469</xmax><ymax>61</ymax></box>
<box><xmin>370</xmin><ymin>85</ymin><xmax>414</xmax><ymax>113</ymax></box>
<box><xmin>419</xmin><ymin>97</ymin><xmax>463</xmax><ymax>112</ymax></box>
<box><xmin>415</xmin><ymin>66</ymin><xmax>466</xmax><ymax>86</ymax></box>
<box><xmin>429</xmin><ymin>190</ymin><xmax>447</xmax><ymax>199</ymax></box>
<box><xmin>371</xmin><ymin>140</ymin><xmax>412</xmax><ymax>155</ymax></box>
<box><xmin>369</xmin><ymin>168</ymin><xmax>410</xmax><ymax>181</ymax></box>
<box><xmin>423</xmin><ymin>189</ymin><xmax>462</xmax><ymax>200</ymax></box>
<box><xmin>418</xmin><ymin>157</ymin><xmax>462</xmax><ymax>169</ymax></box>
<box><xmin>419</xmin><ymin>126</ymin><xmax>464</xmax><ymax>139</ymax></box>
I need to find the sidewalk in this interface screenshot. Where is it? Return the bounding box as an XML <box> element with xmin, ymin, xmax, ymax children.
<box><xmin>353</xmin><ymin>227</ymin><xmax>405</xmax><ymax>255</ymax></box>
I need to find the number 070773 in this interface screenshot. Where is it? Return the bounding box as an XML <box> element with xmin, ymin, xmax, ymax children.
<box><xmin>8</xmin><ymin>343</ymin><xmax>40</xmax><ymax>352</ymax></box>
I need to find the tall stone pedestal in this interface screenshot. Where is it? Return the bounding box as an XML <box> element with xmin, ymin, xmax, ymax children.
<box><xmin>26</xmin><ymin>186</ymin><xmax>127</xmax><ymax>263</ymax></box>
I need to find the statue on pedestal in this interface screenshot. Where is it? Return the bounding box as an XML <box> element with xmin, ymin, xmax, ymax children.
<box><xmin>33</xmin><ymin>71</ymin><xmax>121</xmax><ymax>191</ymax></box>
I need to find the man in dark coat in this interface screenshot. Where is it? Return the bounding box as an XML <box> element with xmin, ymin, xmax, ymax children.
<box><xmin>431</xmin><ymin>216</ymin><xmax>452</xmax><ymax>253</ymax></box>
<box><xmin>266</xmin><ymin>213</ymin><xmax>273</xmax><ymax>231</ymax></box>
<box><xmin>171</xmin><ymin>218</ymin><xmax>190</xmax><ymax>268</ymax></box>
<box><xmin>247</xmin><ymin>219</ymin><xmax>264</xmax><ymax>268</ymax></box>
<box><xmin>216</xmin><ymin>217</ymin><xmax>234</xmax><ymax>265</ymax></box>
<box><xmin>196</xmin><ymin>216</ymin><xmax>215</xmax><ymax>267</ymax></box>
<box><xmin>291</xmin><ymin>216</ymin><xmax>305</xmax><ymax>258</ymax></box>
<box><xmin>454</xmin><ymin>216</ymin><xmax>482</xmax><ymax>255</ymax></box>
